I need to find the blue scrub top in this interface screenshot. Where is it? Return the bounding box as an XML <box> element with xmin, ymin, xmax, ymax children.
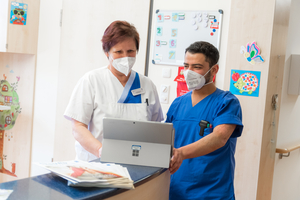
<box><xmin>166</xmin><ymin>88</ymin><xmax>243</xmax><ymax>200</ymax></box>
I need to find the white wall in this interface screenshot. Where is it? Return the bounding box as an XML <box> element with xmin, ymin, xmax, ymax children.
<box><xmin>272</xmin><ymin>0</ymin><xmax>300</xmax><ymax>199</ymax></box>
<box><xmin>147</xmin><ymin>0</ymin><xmax>231</xmax><ymax>117</ymax></box>
<box><xmin>30</xmin><ymin>0</ymin><xmax>62</xmax><ymax>176</ymax></box>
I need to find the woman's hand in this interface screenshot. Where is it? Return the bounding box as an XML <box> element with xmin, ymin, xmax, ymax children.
<box><xmin>71</xmin><ymin>119</ymin><xmax>102</xmax><ymax>158</ymax></box>
<box><xmin>98</xmin><ymin>147</ymin><xmax>103</xmax><ymax>157</ymax></box>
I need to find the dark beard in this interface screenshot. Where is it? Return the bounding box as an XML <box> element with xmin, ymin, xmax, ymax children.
<box><xmin>204</xmin><ymin>71</ymin><xmax>212</xmax><ymax>84</ymax></box>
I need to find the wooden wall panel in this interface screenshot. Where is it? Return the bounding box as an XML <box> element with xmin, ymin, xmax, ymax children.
<box><xmin>224</xmin><ymin>0</ymin><xmax>275</xmax><ymax>198</ymax></box>
<box><xmin>0</xmin><ymin>53</ymin><xmax>35</xmax><ymax>182</ymax></box>
<box><xmin>257</xmin><ymin>0</ymin><xmax>291</xmax><ymax>198</ymax></box>
<box><xmin>6</xmin><ymin>0</ymin><xmax>40</xmax><ymax>54</ymax></box>
<box><xmin>224</xmin><ymin>0</ymin><xmax>291</xmax><ymax>199</ymax></box>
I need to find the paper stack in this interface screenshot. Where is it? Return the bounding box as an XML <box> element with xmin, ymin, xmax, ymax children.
<box><xmin>35</xmin><ymin>160</ymin><xmax>134</xmax><ymax>189</ymax></box>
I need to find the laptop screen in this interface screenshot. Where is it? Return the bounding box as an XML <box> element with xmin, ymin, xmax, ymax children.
<box><xmin>101</xmin><ymin>117</ymin><xmax>174</xmax><ymax>168</ymax></box>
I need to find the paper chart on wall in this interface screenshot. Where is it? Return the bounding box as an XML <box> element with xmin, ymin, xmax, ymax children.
<box><xmin>152</xmin><ymin>9</ymin><xmax>223</xmax><ymax>66</ymax></box>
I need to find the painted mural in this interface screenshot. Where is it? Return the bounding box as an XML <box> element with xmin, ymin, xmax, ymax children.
<box><xmin>0</xmin><ymin>74</ymin><xmax>21</xmax><ymax>177</ymax></box>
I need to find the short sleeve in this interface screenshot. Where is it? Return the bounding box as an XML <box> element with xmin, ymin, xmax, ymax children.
<box><xmin>166</xmin><ymin>103</ymin><xmax>175</xmax><ymax>123</ymax></box>
<box><xmin>165</xmin><ymin>111</ymin><xmax>172</xmax><ymax>123</ymax></box>
<box><xmin>165</xmin><ymin>96</ymin><xmax>182</xmax><ymax>123</ymax></box>
<box><xmin>213</xmin><ymin>94</ymin><xmax>243</xmax><ymax>138</ymax></box>
<box><xmin>64</xmin><ymin>75</ymin><xmax>95</xmax><ymax>125</ymax></box>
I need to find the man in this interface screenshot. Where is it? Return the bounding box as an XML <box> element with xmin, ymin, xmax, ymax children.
<box><xmin>167</xmin><ymin>41</ymin><xmax>243</xmax><ymax>200</ymax></box>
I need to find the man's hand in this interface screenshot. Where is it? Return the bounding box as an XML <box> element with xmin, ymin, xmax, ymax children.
<box><xmin>169</xmin><ymin>148</ymin><xmax>184</xmax><ymax>174</ymax></box>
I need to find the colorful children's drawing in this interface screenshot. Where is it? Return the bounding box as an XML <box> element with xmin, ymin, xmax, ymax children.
<box><xmin>0</xmin><ymin>75</ymin><xmax>21</xmax><ymax>177</ymax></box>
<box><xmin>240</xmin><ymin>41</ymin><xmax>264</xmax><ymax>65</ymax></box>
<box><xmin>171</xmin><ymin>29</ymin><xmax>178</xmax><ymax>37</ymax></box>
<box><xmin>157</xmin><ymin>27</ymin><xmax>163</xmax><ymax>36</ymax></box>
<box><xmin>169</xmin><ymin>51</ymin><xmax>175</xmax><ymax>59</ymax></box>
<box><xmin>172</xmin><ymin>13</ymin><xmax>179</xmax><ymax>22</ymax></box>
<box><xmin>156</xmin><ymin>40</ymin><xmax>161</xmax><ymax>47</ymax></box>
<box><xmin>10</xmin><ymin>2</ymin><xmax>28</xmax><ymax>25</ymax></box>
<box><xmin>230</xmin><ymin>70</ymin><xmax>261</xmax><ymax>97</ymax></box>
<box><xmin>169</xmin><ymin>39</ymin><xmax>176</xmax><ymax>48</ymax></box>
<box><xmin>157</xmin><ymin>13</ymin><xmax>164</xmax><ymax>23</ymax></box>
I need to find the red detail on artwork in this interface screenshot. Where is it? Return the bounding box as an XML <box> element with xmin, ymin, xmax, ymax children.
<box><xmin>210</xmin><ymin>22</ymin><xmax>219</xmax><ymax>29</ymax></box>
<box><xmin>231</xmin><ymin>72</ymin><xmax>240</xmax><ymax>82</ymax></box>
<box><xmin>156</xmin><ymin>40</ymin><xmax>160</xmax><ymax>47</ymax></box>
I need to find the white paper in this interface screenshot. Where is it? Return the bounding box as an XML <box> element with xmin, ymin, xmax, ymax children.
<box><xmin>34</xmin><ymin>160</ymin><xmax>134</xmax><ymax>189</ymax></box>
<box><xmin>0</xmin><ymin>189</ymin><xmax>13</xmax><ymax>200</ymax></box>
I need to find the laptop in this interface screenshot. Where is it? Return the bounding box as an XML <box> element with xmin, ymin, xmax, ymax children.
<box><xmin>101</xmin><ymin>117</ymin><xmax>174</xmax><ymax>168</ymax></box>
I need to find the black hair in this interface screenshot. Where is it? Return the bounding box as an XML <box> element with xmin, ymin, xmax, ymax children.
<box><xmin>185</xmin><ymin>41</ymin><xmax>219</xmax><ymax>68</ymax></box>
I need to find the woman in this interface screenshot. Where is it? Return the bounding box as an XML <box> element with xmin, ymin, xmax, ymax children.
<box><xmin>64</xmin><ymin>21</ymin><xmax>164</xmax><ymax>161</ymax></box>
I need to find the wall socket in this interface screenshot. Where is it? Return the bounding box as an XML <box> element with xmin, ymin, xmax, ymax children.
<box><xmin>160</xmin><ymin>85</ymin><xmax>169</xmax><ymax>104</ymax></box>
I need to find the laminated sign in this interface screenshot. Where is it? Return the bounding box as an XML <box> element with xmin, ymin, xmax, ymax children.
<box><xmin>10</xmin><ymin>2</ymin><xmax>28</xmax><ymax>25</ymax></box>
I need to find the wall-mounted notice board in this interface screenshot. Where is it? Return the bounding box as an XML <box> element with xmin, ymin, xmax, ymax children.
<box><xmin>152</xmin><ymin>9</ymin><xmax>223</xmax><ymax>66</ymax></box>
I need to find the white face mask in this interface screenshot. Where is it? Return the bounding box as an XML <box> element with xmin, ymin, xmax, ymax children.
<box><xmin>110</xmin><ymin>55</ymin><xmax>136</xmax><ymax>76</ymax></box>
<box><xmin>184</xmin><ymin>68</ymin><xmax>213</xmax><ymax>90</ymax></box>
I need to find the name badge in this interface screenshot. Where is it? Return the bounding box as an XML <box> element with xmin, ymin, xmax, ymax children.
<box><xmin>131</xmin><ymin>88</ymin><xmax>145</xmax><ymax>96</ymax></box>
